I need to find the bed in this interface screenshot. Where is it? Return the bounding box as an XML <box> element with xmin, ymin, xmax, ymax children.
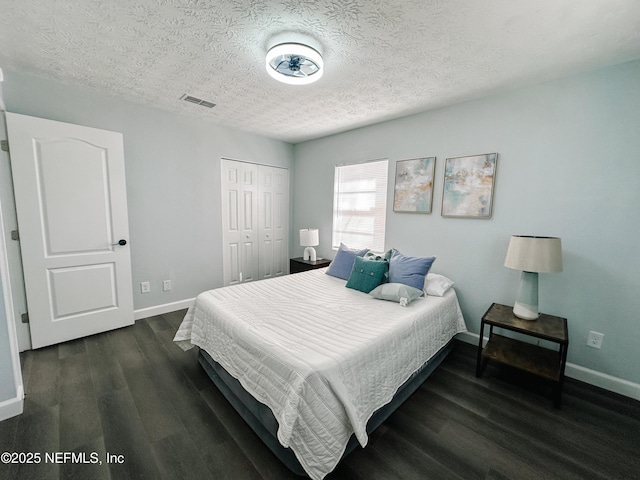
<box><xmin>174</xmin><ymin>267</ymin><xmax>466</xmax><ymax>479</ymax></box>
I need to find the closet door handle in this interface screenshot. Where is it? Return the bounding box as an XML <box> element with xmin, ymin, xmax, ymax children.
<box><xmin>112</xmin><ymin>239</ymin><xmax>127</xmax><ymax>246</ymax></box>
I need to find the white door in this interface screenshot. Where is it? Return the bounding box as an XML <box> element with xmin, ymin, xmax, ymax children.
<box><xmin>221</xmin><ymin>159</ymin><xmax>258</xmax><ymax>286</ymax></box>
<box><xmin>258</xmin><ymin>165</ymin><xmax>275</xmax><ymax>279</ymax></box>
<box><xmin>258</xmin><ymin>165</ymin><xmax>289</xmax><ymax>279</ymax></box>
<box><xmin>6</xmin><ymin>112</ymin><xmax>134</xmax><ymax>348</ymax></box>
<box><xmin>0</xmin><ymin>113</ymin><xmax>30</xmax><ymax>351</ymax></box>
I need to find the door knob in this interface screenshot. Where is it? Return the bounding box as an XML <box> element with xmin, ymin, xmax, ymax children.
<box><xmin>112</xmin><ymin>239</ymin><xmax>127</xmax><ymax>246</ymax></box>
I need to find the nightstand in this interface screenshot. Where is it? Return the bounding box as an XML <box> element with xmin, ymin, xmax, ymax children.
<box><xmin>476</xmin><ymin>303</ymin><xmax>569</xmax><ymax>408</ymax></box>
<box><xmin>289</xmin><ymin>257</ymin><xmax>331</xmax><ymax>274</ymax></box>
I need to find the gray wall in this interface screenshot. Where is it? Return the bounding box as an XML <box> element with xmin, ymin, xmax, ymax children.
<box><xmin>3</xmin><ymin>71</ymin><xmax>295</xmax><ymax>317</ymax></box>
<box><xmin>293</xmin><ymin>59</ymin><xmax>640</xmax><ymax>385</ymax></box>
<box><xmin>3</xmin><ymin>61</ymin><xmax>639</xmax><ymax>388</ymax></box>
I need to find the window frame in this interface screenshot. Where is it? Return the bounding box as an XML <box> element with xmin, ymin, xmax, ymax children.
<box><xmin>331</xmin><ymin>158</ymin><xmax>389</xmax><ymax>252</ymax></box>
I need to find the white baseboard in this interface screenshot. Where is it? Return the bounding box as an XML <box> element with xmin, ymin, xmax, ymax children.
<box><xmin>456</xmin><ymin>332</ymin><xmax>640</xmax><ymax>402</ymax></box>
<box><xmin>456</xmin><ymin>331</ymin><xmax>484</xmax><ymax>347</ymax></box>
<box><xmin>134</xmin><ymin>298</ymin><xmax>195</xmax><ymax>321</ymax></box>
<box><xmin>0</xmin><ymin>385</ymin><xmax>24</xmax><ymax>421</ymax></box>
<box><xmin>565</xmin><ymin>363</ymin><xmax>640</xmax><ymax>401</ymax></box>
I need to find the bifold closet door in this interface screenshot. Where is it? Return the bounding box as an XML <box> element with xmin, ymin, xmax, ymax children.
<box><xmin>258</xmin><ymin>165</ymin><xmax>289</xmax><ymax>280</ymax></box>
<box><xmin>221</xmin><ymin>159</ymin><xmax>289</xmax><ymax>286</ymax></box>
<box><xmin>221</xmin><ymin>159</ymin><xmax>258</xmax><ymax>286</ymax></box>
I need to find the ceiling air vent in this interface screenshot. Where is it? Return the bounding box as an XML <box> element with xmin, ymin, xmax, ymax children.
<box><xmin>180</xmin><ymin>94</ymin><xmax>216</xmax><ymax>108</ymax></box>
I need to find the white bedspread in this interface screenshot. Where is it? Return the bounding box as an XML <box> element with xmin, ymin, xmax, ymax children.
<box><xmin>174</xmin><ymin>268</ymin><xmax>466</xmax><ymax>479</ymax></box>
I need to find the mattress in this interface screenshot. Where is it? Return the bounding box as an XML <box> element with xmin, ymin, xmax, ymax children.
<box><xmin>197</xmin><ymin>340</ymin><xmax>454</xmax><ymax>476</ymax></box>
<box><xmin>174</xmin><ymin>268</ymin><xmax>466</xmax><ymax>479</ymax></box>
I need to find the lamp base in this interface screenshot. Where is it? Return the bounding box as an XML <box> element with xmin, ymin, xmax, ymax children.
<box><xmin>513</xmin><ymin>271</ymin><xmax>540</xmax><ymax>320</ymax></box>
<box><xmin>303</xmin><ymin>246</ymin><xmax>317</xmax><ymax>262</ymax></box>
<box><xmin>513</xmin><ymin>301</ymin><xmax>540</xmax><ymax>320</ymax></box>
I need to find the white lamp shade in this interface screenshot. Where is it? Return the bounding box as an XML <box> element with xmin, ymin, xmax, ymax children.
<box><xmin>504</xmin><ymin>236</ymin><xmax>563</xmax><ymax>273</ymax></box>
<box><xmin>299</xmin><ymin>228</ymin><xmax>319</xmax><ymax>247</ymax></box>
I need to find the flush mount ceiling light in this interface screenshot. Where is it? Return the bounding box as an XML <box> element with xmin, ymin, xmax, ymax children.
<box><xmin>265</xmin><ymin>43</ymin><xmax>323</xmax><ymax>85</ymax></box>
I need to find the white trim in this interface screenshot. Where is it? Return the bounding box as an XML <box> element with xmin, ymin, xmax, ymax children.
<box><xmin>0</xmin><ymin>179</ymin><xmax>25</xmax><ymax>420</ymax></box>
<box><xmin>134</xmin><ymin>298</ymin><xmax>195</xmax><ymax>321</ymax></box>
<box><xmin>565</xmin><ymin>363</ymin><xmax>640</xmax><ymax>401</ymax></box>
<box><xmin>456</xmin><ymin>331</ymin><xmax>640</xmax><ymax>401</ymax></box>
<box><xmin>0</xmin><ymin>385</ymin><xmax>24</xmax><ymax>421</ymax></box>
<box><xmin>456</xmin><ymin>331</ymin><xmax>484</xmax><ymax>346</ymax></box>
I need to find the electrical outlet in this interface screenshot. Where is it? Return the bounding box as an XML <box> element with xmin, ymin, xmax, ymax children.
<box><xmin>587</xmin><ymin>331</ymin><xmax>604</xmax><ymax>349</ymax></box>
<box><xmin>163</xmin><ymin>280</ymin><xmax>172</xmax><ymax>291</ymax></box>
<box><xmin>140</xmin><ymin>281</ymin><xmax>150</xmax><ymax>293</ymax></box>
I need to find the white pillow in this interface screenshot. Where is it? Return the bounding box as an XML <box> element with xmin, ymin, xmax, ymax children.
<box><xmin>424</xmin><ymin>273</ymin><xmax>454</xmax><ymax>296</ymax></box>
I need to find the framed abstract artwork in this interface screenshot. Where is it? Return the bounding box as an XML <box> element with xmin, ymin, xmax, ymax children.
<box><xmin>441</xmin><ymin>153</ymin><xmax>498</xmax><ymax>218</ymax></box>
<box><xmin>393</xmin><ymin>157</ymin><xmax>436</xmax><ymax>213</ymax></box>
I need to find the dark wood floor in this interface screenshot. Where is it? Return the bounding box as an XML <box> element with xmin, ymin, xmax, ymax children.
<box><xmin>1</xmin><ymin>309</ymin><xmax>639</xmax><ymax>480</ymax></box>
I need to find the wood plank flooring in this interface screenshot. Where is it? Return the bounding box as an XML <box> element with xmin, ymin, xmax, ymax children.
<box><xmin>1</xmin><ymin>309</ymin><xmax>639</xmax><ymax>480</ymax></box>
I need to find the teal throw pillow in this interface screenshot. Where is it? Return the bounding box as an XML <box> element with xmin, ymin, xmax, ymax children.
<box><xmin>363</xmin><ymin>249</ymin><xmax>393</xmax><ymax>282</ymax></box>
<box><xmin>346</xmin><ymin>256</ymin><xmax>388</xmax><ymax>293</ymax></box>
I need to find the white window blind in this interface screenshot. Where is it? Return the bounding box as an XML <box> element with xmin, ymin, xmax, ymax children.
<box><xmin>332</xmin><ymin>159</ymin><xmax>388</xmax><ymax>251</ymax></box>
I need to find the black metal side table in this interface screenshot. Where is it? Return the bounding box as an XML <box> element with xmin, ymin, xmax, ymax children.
<box><xmin>476</xmin><ymin>303</ymin><xmax>569</xmax><ymax>408</ymax></box>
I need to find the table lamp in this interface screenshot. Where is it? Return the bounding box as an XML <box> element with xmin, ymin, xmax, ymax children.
<box><xmin>300</xmin><ymin>228</ymin><xmax>319</xmax><ymax>261</ymax></box>
<box><xmin>504</xmin><ymin>235</ymin><xmax>563</xmax><ymax>320</ymax></box>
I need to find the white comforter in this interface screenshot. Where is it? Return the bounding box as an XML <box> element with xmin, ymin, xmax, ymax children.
<box><xmin>174</xmin><ymin>268</ymin><xmax>466</xmax><ymax>479</ymax></box>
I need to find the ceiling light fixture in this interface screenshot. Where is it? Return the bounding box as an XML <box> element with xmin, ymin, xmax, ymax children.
<box><xmin>265</xmin><ymin>43</ymin><xmax>323</xmax><ymax>85</ymax></box>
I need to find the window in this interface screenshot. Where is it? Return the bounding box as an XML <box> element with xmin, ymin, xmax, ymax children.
<box><xmin>332</xmin><ymin>159</ymin><xmax>388</xmax><ymax>251</ymax></box>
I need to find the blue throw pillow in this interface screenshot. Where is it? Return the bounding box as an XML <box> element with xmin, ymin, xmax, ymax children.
<box><xmin>346</xmin><ymin>256</ymin><xmax>388</xmax><ymax>293</ymax></box>
<box><xmin>326</xmin><ymin>243</ymin><xmax>369</xmax><ymax>280</ymax></box>
<box><xmin>388</xmin><ymin>249</ymin><xmax>436</xmax><ymax>292</ymax></box>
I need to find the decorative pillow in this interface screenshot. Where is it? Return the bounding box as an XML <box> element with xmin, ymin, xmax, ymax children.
<box><xmin>326</xmin><ymin>243</ymin><xmax>369</xmax><ymax>280</ymax></box>
<box><xmin>345</xmin><ymin>256</ymin><xmax>388</xmax><ymax>293</ymax></box>
<box><xmin>363</xmin><ymin>249</ymin><xmax>393</xmax><ymax>262</ymax></box>
<box><xmin>363</xmin><ymin>249</ymin><xmax>393</xmax><ymax>282</ymax></box>
<box><xmin>424</xmin><ymin>273</ymin><xmax>454</xmax><ymax>297</ymax></box>
<box><xmin>388</xmin><ymin>249</ymin><xmax>436</xmax><ymax>292</ymax></box>
<box><xmin>369</xmin><ymin>283</ymin><xmax>423</xmax><ymax>307</ymax></box>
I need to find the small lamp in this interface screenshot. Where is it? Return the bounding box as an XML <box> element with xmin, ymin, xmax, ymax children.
<box><xmin>300</xmin><ymin>228</ymin><xmax>319</xmax><ymax>261</ymax></box>
<box><xmin>504</xmin><ymin>235</ymin><xmax>563</xmax><ymax>320</ymax></box>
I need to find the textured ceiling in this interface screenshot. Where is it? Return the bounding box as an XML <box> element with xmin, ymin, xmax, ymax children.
<box><xmin>1</xmin><ymin>0</ymin><xmax>640</xmax><ymax>144</ymax></box>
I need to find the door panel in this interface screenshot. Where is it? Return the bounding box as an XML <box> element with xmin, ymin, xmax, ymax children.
<box><xmin>36</xmin><ymin>138</ymin><xmax>113</xmax><ymax>255</ymax></box>
<box><xmin>6</xmin><ymin>112</ymin><xmax>133</xmax><ymax>348</ymax></box>
<box><xmin>271</xmin><ymin>168</ymin><xmax>289</xmax><ymax>277</ymax></box>
<box><xmin>48</xmin><ymin>263</ymin><xmax>116</xmax><ymax>319</ymax></box>
<box><xmin>243</xmin><ymin>191</ymin><xmax>254</xmax><ymax>230</ymax></box>
<box><xmin>228</xmin><ymin>191</ymin><xmax>238</xmax><ymax>231</ymax></box>
<box><xmin>242</xmin><ymin>241</ymin><xmax>256</xmax><ymax>282</ymax></box>
<box><xmin>258</xmin><ymin>165</ymin><xmax>289</xmax><ymax>280</ymax></box>
<box><xmin>227</xmin><ymin>243</ymin><xmax>240</xmax><ymax>284</ymax></box>
<box><xmin>221</xmin><ymin>159</ymin><xmax>257</xmax><ymax>286</ymax></box>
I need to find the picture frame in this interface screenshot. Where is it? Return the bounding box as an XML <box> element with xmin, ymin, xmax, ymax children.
<box><xmin>441</xmin><ymin>153</ymin><xmax>498</xmax><ymax>219</ymax></box>
<box><xmin>393</xmin><ymin>157</ymin><xmax>436</xmax><ymax>214</ymax></box>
